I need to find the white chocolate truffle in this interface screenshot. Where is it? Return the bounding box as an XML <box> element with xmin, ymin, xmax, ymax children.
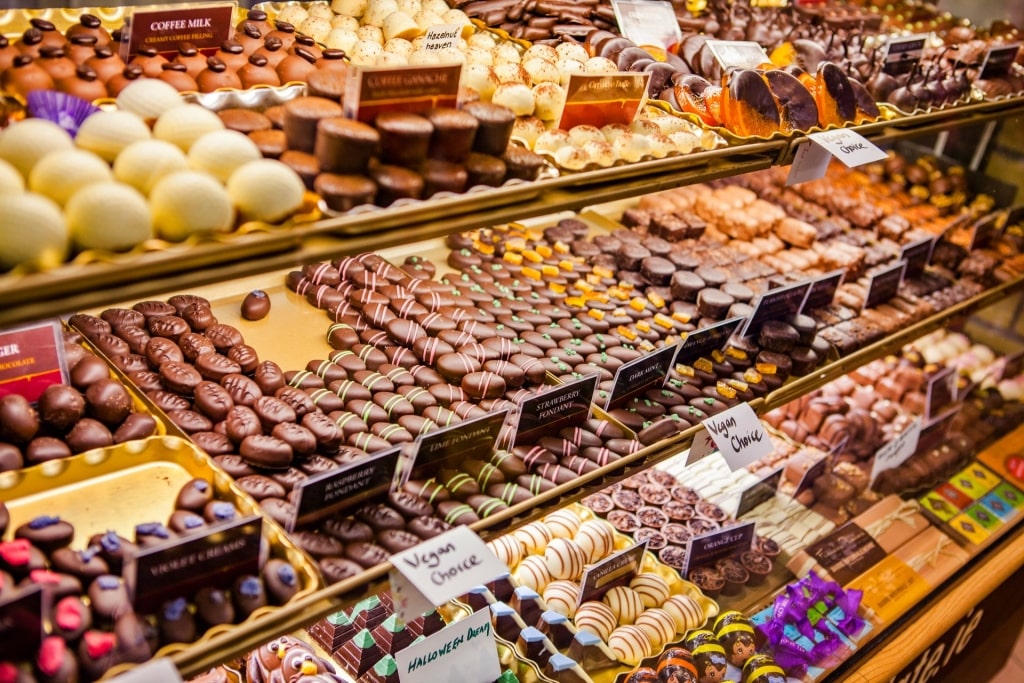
<box><xmin>513</xmin><ymin>554</ymin><xmax>552</xmax><ymax>592</ymax></box>
<box><xmin>466</xmin><ymin>31</ymin><xmax>497</xmax><ymax>50</ymax></box>
<box><xmin>326</xmin><ymin>28</ymin><xmax>360</xmax><ymax>53</ymax></box>
<box><xmin>350</xmin><ymin>39</ymin><xmax>384</xmax><ymax>65</ymax></box>
<box><xmin>0</xmin><ymin>158</ymin><xmax>24</xmax><ymax>195</ymax></box>
<box><xmin>542</xmin><ymin>580</ymin><xmax>580</xmax><ymax>617</ymax></box>
<box><xmin>608</xmin><ymin>625</ymin><xmax>653</xmax><ymax>665</ymax></box>
<box><xmin>631</xmin><ymin>118</ymin><xmax>662</xmax><ymax>136</ymax></box>
<box><xmin>29</xmin><ymin>149</ymin><xmax>112</xmax><ymax>206</ymax></box>
<box><xmin>523</xmin><ymin>57</ymin><xmax>560</xmax><ymax>85</ymax></box>
<box><xmin>554</xmin><ymin>146</ymin><xmax>588</xmax><ymax>171</ymax></box>
<box><xmin>299</xmin><ymin>17</ymin><xmax>333</xmax><ymax>43</ymax></box>
<box><xmin>661</xmin><ymin>594</ymin><xmax>705</xmax><ymax>633</ymax></box>
<box><xmin>0</xmin><ymin>192</ymin><xmax>68</xmax><ymax>270</ymax></box>
<box><xmin>363</xmin><ymin>0</ymin><xmax>399</xmax><ymax>27</ymax></box>
<box><xmin>412</xmin><ymin>10</ymin><xmax>445</xmax><ymax>30</ymax></box>
<box><xmin>629</xmin><ymin>573</ymin><xmax>671</xmax><ymax>608</ymax></box>
<box><xmin>379</xmin><ymin>51</ymin><xmax>408</xmax><ymax>66</ymax></box>
<box><xmin>601</xmin><ymin>123</ymin><xmax>630</xmax><ymax>143</ymax></box>
<box><xmin>533</xmin><ymin>129</ymin><xmax>572</xmax><ymax>154</ymax></box>
<box><xmin>408</xmin><ymin>49</ymin><xmax>441</xmax><ymax>66</ymax></box>
<box><xmin>647</xmin><ymin>132</ymin><xmax>675</xmax><ymax>158</ymax></box>
<box><xmin>150</xmin><ymin>170</ymin><xmax>234</xmax><ymax>241</ymax></box>
<box><xmin>493</xmin><ymin>62</ymin><xmax>529</xmax><ymax>84</ymax></box>
<box><xmin>331</xmin><ymin>0</ymin><xmax>367</xmax><ymax>18</ymax></box>
<box><xmin>555</xmin><ymin>41</ymin><xmax>589</xmax><ymax>64</ymax></box>
<box><xmin>543</xmin><ymin>537</ymin><xmax>586</xmax><ymax>580</ymax></box>
<box><xmin>568</xmin><ymin>125</ymin><xmax>605</xmax><ymax>147</ymax></box>
<box><xmin>0</xmin><ymin>119</ymin><xmax>74</xmax><ymax>178</ymax></box>
<box><xmin>523</xmin><ymin>44</ymin><xmax>558</xmax><ymax>63</ymax></box>
<box><xmin>543</xmin><ymin>510</ymin><xmax>582</xmax><ymax>539</ymax></box>
<box><xmin>668</xmin><ymin>130</ymin><xmax>699</xmax><ymax>154</ymax></box>
<box><xmin>227</xmin><ymin>159</ymin><xmax>305</xmax><ymax>223</ymax></box>
<box><xmin>308</xmin><ymin>3</ymin><xmax>335</xmax><ymax>20</ymax></box>
<box><xmin>396</xmin><ymin>0</ymin><xmax>423</xmax><ymax>15</ymax></box>
<box><xmin>383</xmin><ymin>11</ymin><xmax>422</xmax><ymax>41</ymax></box>
<box><xmin>532</xmin><ymin>82</ymin><xmax>565</xmax><ymax>121</ymax></box>
<box><xmin>557</xmin><ymin>58</ymin><xmax>585</xmax><ymax>87</ymax></box>
<box><xmin>422</xmin><ymin>0</ymin><xmax>450</xmax><ymax>15</ymax></box>
<box><xmin>187</xmin><ymin>130</ymin><xmax>262</xmax><ymax>183</ymax></box>
<box><xmin>492</xmin><ymin>82</ymin><xmax>535</xmax><ymax>116</ymax></box>
<box><xmin>153</xmin><ymin>104</ymin><xmax>224</xmax><ymax>153</ymax></box>
<box><xmin>356</xmin><ymin>24</ymin><xmax>386</xmax><ymax>45</ymax></box>
<box><xmin>612</xmin><ymin>132</ymin><xmax>652</xmax><ymax>162</ymax></box>
<box><xmin>584</xmin><ymin>56</ymin><xmax>618</xmax><ymax>74</ymax></box>
<box><xmin>114</xmin><ymin>139</ymin><xmax>189</xmax><ymax>195</ymax></box>
<box><xmin>441</xmin><ymin>9</ymin><xmax>473</xmax><ymax>37</ymax></box>
<box><xmin>487</xmin><ymin>535</ymin><xmax>523</xmax><ymax>567</ymax></box>
<box><xmin>466</xmin><ymin>46</ymin><xmax>494</xmax><ymax>66</ymax></box>
<box><xmin>276</xmin><ymin>5</ymin><xmax>308</xmax><ymax>27</ymax></box>
<box><xmin>511</xmin><ymin>116</ymin><xmax>546</xmax><ymax>147</ymax></box>
<box><xmin>461</xmin><ymin>63</ymin><xmax>498</xmax><ymax>100</ymax></box>
<box><xmin>699</xmin><ymin>129</ymin><xmax>722</xmax><ymax>150</ymax></box>
<box><xmin>76</xmin><ymin>110</ymin><xmax>152</xmax><ymax>162</ymax></box>
<box><xmin>115</xmin><ymin>79</ymin><xmax>184</xmax><ymax>121</ymax></box>
<box><xmin>434</xmin><ymin>47</ymin><xmax>465</xmax><ymax>64</ymax></box>
<box><xmin>67</xmin><ymin>181</ymin><xmax>151</xmax><ymax>252</ymax></box>
<box><xmin>603</xmin><ymin>585</ymin><xmax>645</xmax><ymax>625</ymax></box>
<box><xmin>384</xmin><ymin>37</ymin><xmax>415</xmax><ymax>58</ymax></box>
<box><xmin>582</xmin><ymin>140</ymin><xmax>615</xmax><ymax>167</ymax></box>
<box><xmin>634</xmin><ymin>608</ymin><xmax>676</xmax><ymax>649</ymax></box>
<box><xmin>575</xmin><ymin>601</ymin><xmax>616</xmax><ymax>641</ymax></box>
<box><xmin>513</xmin><ymin>521</ymin><xmax>553</xmax><ymax>554</ymax></box>
<box><xmin>330</xmin><ymin>15</ymin><xmax>360</xmax><ymax>31</ymax></box>
<box><xmin>491</xmin><ymin>42</ymin><xmax>522</xmax><ymax>65</ymax></box>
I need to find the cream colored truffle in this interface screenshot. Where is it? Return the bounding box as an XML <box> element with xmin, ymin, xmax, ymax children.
<box><xmin>383</xmin><ymin>11</ymin><xmax>422</xmax><ymax>41</ymax></box>
<box><xmin>493</xmin><ymin>62</ymin><xmax>528</xmax><ymax>84</ymax></box>
<box><xmin>330</xmin><ymin>15</ymin><xmax>359</xmax><ymax>31</ymax></box>
<box><xmin>554</xmin><ymin>146</ymin><xmax>588</xmax><ymax>171</ymax></box>
<box><xmin>350</xmin><ymin>39</ymin><xmax>384</xmax><ymax>65</ymax></box>
<box><xmin>412</xmin><ymin>10</ymin><xmax>444</xmax><ymax>30</ymax></box>
<box><xmin>422</xmin><ymin>0</ymin><xmax>450</xmax><ymax>15</ymax></box>
<box><xmin>331</xmin><ymin>0</ymin><xmax>367</xmax><ymax>18</ymax></box>
<box><xmin>379</xmin><ymin>52</ymin><xmax>409</xmax><ymax>66</ymax></box>
<box><xmin>555</xmin><ymin>42</ymin><xmax>589</xmax><ymax>64</ymax></box>
<box><xmin>0</xmin><ymin>192</ymin><xmax>68</xmax><ymax>271</ymax></box>
<box><xmin>356</xmin><ymin>24</ymin><xmax>385</xmax><ymax>45</ymax></box>
<box><xmin>0</xmin><ymin>118</ymin><xmax>74</xmax><ymax>178</ymax></box>
<box><xmin>511</xmin><ymin>116</ymin><xmax>546</xmax><ymax>147</ymax></box>
<box><xmin>308</xmin><ymin>3</ymin><xmax>334</xmax><ymax>20</ymax></box>
<box><xmin>67</xmin><ymin>181</ymin><xmax>152</xmax><ymax>252</ymax></box>
<box><xmin>115</xmin><ymin>79</ymin><xmax>184</xmax><ymax>121</ymax></box>
<box><xmin>647</xmin><ymin>132</ymin><xmax>675</xmax><ymax>158</ymax></box>
<box><xmin>532</xmin><ymin>82</ymin><xmax>566</xmax><ymax>121</ymax></box>
<box><xmin>533</xmin><ymin>129</ymin><xmax>572</xmax><ymax>154</ymax></box>
<box><xmin>408</xmin><ymin>49</ymin><xmax>441</xmax><ymax>66</ymax></box>
<box><xmin>325</xmin><ymin>28</ymin><xmax>360</xmax><ymax>53</ymax></box>
<box><xmin>668</xmin><ymin>129</ymin><xmax>699</xmax><ymax>154</ymax></box>
<box><xmin>113</xmin><ymin>139</ymin><xmax>189</xmax><ymax>195</ymax></box>
<box><xmin>492</xmin><ymin>82</ymin><xmax>535</xmax><ymax>116</ymax></box>
<box><xmin>0</xmin><ymin>158</ymin><xmax>24</xmax><ymax>195</ymax></box>
<box><xmin>29</xmin><ymin>149</ymin><xmax>112</xmax><ymax>206</ymax></box>
<box><xmin>523</xmin><ymin>44</ymin><xmax>558</xmax><ymax>64</ymax></box>
<box><xmin>461</xmin><ymin>63</ymin><xmax>498</xmax><ymax>100</ymax></box>
<box><xmin>276</xmin><ymin>5</ymin><xmax>308</xmax><ymax>26</ymax></box>
<box><xmin>584</xmin><ymin>56</ymin><xmax>618</xmax><ymax>74</ymax></box>
<box><xmin>384</xmin><ymin>37</ymin><xmax>415</xmax><ymax>58</ymax></box>
<box><xmin>363</xmin><ymin>0</ymin><xmax>399</xmax><ymax>27</ymax></box>
<box><xmin>583</xmin><ymin>140</ymin><xmax>615</xmax><ymax>167</ymax></box>
<box><xmin>187</xmin><ymin>130</ymin><xmax>262</xmax><ymax>183</ymax></box>
<box><xmin>153</xmin><ymin>104</ymin><xmax>225</xmax><ymax>152</ymax></box>
<box><xmin>491</xmin><ymin>42</ymin><xmax>521</xmax><ymax>65</ymax></box>
<box><xmin>75</xmin><ymin>110</ymin><xmax>152</xmax><ymax>162</ymax></box>
<box><xmin>466</xmin><ymin>46</ymin><xmax>494</xmax><ymax>66</ymax></box>
<box><xmin>612</xmin><ymin>132</ymin><xmax>652</xmax><ymax>162</ymax></box>
<box><xmin>150</xmin><ymin>170</ymin><xmax>234</xmax><ymax>241</ymax></box>
<box><xmin>568</xmin><ymin>125</ymin><xmax>605</xmax><ymax>146</ymax></box>
<box><xmin>299</xmin><ymin>16</ymin><xmax>332</xmax><ymax>43</ymax></box>
<box><xmin>441</xmin><ymin>9</ymin><xmax>473</xmax><ymax>37</ymax></box>
<box><xmin>397</xmin><ymin>0</ymin><xmax>423</xmax><ymax>14</ymax></box>
<box><xmin>466</xmin><ymin>32</ymin><xmax>496</xmax><ymax>50</ymax></box>
<box><xmin>227</xmin><ymin>160</ymin><xmax>306</xmax><ymax>223</ymax></box>
<box><xmin>556</xmin><ymin>58</ymin><xmax>585</xmax><ymax>86</ymax></box>
<box><xmin>523</xmin><ymin>57</ymin><xmax>560</xmax><ymax>85</ymax></box>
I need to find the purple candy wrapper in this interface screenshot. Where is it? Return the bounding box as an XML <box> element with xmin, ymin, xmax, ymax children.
<box><xmin>26</xmin><ymin>90</ymin><xmax>100</xmax><ymax>138</ymax></box>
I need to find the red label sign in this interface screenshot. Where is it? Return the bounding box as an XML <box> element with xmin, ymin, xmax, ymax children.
<box><xmin>121</xmin><ymin>2</ymin><xmax>235</xmax><ymax>59</ymax></box>
<box><xmin>559</xmin><ymin>73</ymin><xmax>650</xmax><ymax>130</ymax></box>
<box><xmin>344</xmin><ymin>64</ymin><xmax>462</xmax><ymax>123</ymax></box>
<box><xmin>0</xmin><ymin>320</ymin><xmax>67</xmax><ymax>402</ymax></box>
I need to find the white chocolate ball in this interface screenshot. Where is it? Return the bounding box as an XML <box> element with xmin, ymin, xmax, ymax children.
<box><xmin>613</xmin><ymin>132</ymin><xmax>652</xmax><ymax>162</ymax></box>
<box><xmin>629</xmin><ymin>573</ymin><xmax>671</xmax><ymax>609</ymax></box>
<box><xmin>532</xmin><ymin>82</ymin><xmax>566</xmax><ymax>121</ymax></box>
<box><xmin>575</xmin><ymin>601</ymin><xmax>616</xmax><ymax>641</ymax></box>
<box><xmin>153</xmin><ymin>104</ymin><xmax>224</xmax><ymax>153</ymax></box>
<box><xmin>461</xmin><ymin>63</ymin><xmax>498</xmax><ymax>99</ymax></box>
<box><xmin>583</xmin><ymin>140</ymin><xmax>615</xmax><ymax>167</ymax></box>
<box><xmin>0</xmin><ymin>192</ymin><xmax>68</xmax><ymax>271</ymax></box>
<box><xmin>308</xmin><ymin>3</ymin><xmax>335</xmax><ymax>20</ymax></box>
<box><xmin>523</xmin><ymin>57</ymin><xmax>560</xmax><ymax>85</ymax></box>
<box><xmin>511</xmin><ymin>116</ymin><xmax>546</xmax><ymax>147</ymax></box>
<box><xmin>356</xmin><ymin>24</ymin><xmax>385</xmax><ymax>45</ymax></box>
<box><xmin>491</xmin><ymin>42</ymin><xmax>521</xmax><ymax>65</ymax></box>
<box><xmin>67</xmin><ymin>181</ymin><xmax>151</xmax><ymax>252</ymax></box>
<box><xmin>276</xmin><ymin>5</ymin><xmax>308</xmax><ymax>26</ymax></box>
<box><xmin>542</xmin><ymin>580</ymin><xmax>580</xmax><ymax>617</ymax></box>
<box><xmin>635</xmin><ymin>608</ymin><xmax>676</xmax><ymax>649</ymax></box>
<box><xmin>513</xmin><ymin>522</ymin><xmax>552</xmax><ymax>554</ymax></box>
<box><xmin>492</xmin><ymin>82</ymin><xmax>535</xmax><ymax>116</ymax></box>
<box><xmin>408</xmin><ymin>49</ymin><xmax>441</xmax><ymax>66</ymax></box>
<box><xmin>662</xmin><ymin>594</ymin><xmax>706</xmax><ymax>633</ymax></box>
<box><xmin>0</xmin><ymin>119</ymin><xmax>74</xmax><ymax>178</ymax></box>
<box><xmin>383</xmin><ymin>11</ymin><xmax>422</xmax><ymax>41</ymax></box>
<box><xmin>573</xmin><ymin>519</ymin><xmax>616</xmax><ymax>562</ymax></box>
<box><xmin>330</xmin><ymin>15</ymin><xmax>359</xmax><ymax>31</ymax></box>
<box><xmin>379</xmin><ymin>51</ymin><xmax>409</xmax><ymax>66</ymax></box>
<box><xmin>584</xmin><ymin>56</ymin><xmax>618</xmax><ymax>74</ymax></box>
<box><xmin>384</xmin><ymin>37</ymin><xmax>415</xmax><ymax>58</ymax></box>
<box><xmin>75</xmin><ymin>110</ymin><xmax>152</xmax><ymax>162</ymax></box>
<box><xmin>487</xmin><ymin>535</ymin><xmax>523</xmax><ymax>567</ymax></box>
<box><xmin>412</xmin><ymin>10</ymin><xmax>444</xmax><ymax>29</ymax></box>
<box><xmin>115</xmin><ymin>79</ymin><xmax>184</xmax><ymax>121</ymax></box>
<box><xmin>466</xmin><ymin>32</ymin><xmax>496</xmax><ymax>50</ymax></box>
<box><xmin>187</xmin><ymin>130</ymin><xmax>262</xmax><ymax>183</ymax></box>
<box><xmin>603</xmin><ymin>585</ymin><xmax>645</xmax><ymax>625</ymax></box>
<box><xmin>114</xmin><ymin>139</ymin><xmax>189</xmax><ymax>195</ymax></box>
<box><xmin>543</xmin><ymin>509</ymin><xmax>582</xmax><ymax>539</ymax></box>
<box><xmin>556</xmin><ymin>41</ymin><xmax>589</xmax><ymax>64</ymax></box>
<box><xmin>568</xmin><ymin>125</ymin><xmax>605</xmax><ymax>147</ymax></box>
<box><xmin>513</xmin><ymin>554</ymin><xmax>552</xmax><ymax>592</ymax></box>
<box><xmin>299</xmin><ymin>16</ymin><xmax>333</xmax><ymax>43</ymax></box>
<box><xmin>350</xmin><ymin>39</ymin><xmax>385</xmax><ymax>65</ymax></box>
<box><xmin>493</xmin><ymin>62</ymin><xmax>528</xmax><ymax>84</ymax></box>
<box><xmin>150</xmin><ymin>170</ymin><xmax>234</xmax><ymax>241</ymax></box>
<box><xmin>0</xmin><ymin>158</ymin><xmax>24</xmax><ymax>195</ymax></box>
<box><xmin>331</xmin><ymin>0</ymin><xmax>367</xmax><ymax>18</ymax></box>
<box><xmin>396</xmin><ymin>0</ymin><xmax>423</xmax><ymax>15</ymax></box>
<box><xmin>466</xmin><ymin>46</ymin><xmax>494</xmax><ymax>66</ymax></box>
<box><xmin>422</xmin><ymin>0</ymin><xmax>450</xmax><ymax>15</ymax></box>
<box><xmin>523</xmin><ymin>44</ymin><xmax>558</xmax><ymax>63</ymax></box>
<box><xmin>608</xmin><ymin>625</ymin><xmax>653</xmax><ymax>665</ymax></box>
<box><xmin>554</xmin><ymin>146</ymin><xmax>588</xmax><ymax>171</ymax></box>
<box><xmin>441</xmin><ymin>9</ymin><xmax>473</xmax><ymax>36</ymax></box>
<box><xmin>534</xmin><ymin>129</ymin><xmax>571</xmax><ymax>154</ymax></box>
<box><xmin>363</xmin><ymin>0</ymin><xmax>399</xmax><ymax>27</ymax></box>
<box><xmin>326</xmin><ymin>28</ymin><xmax>360</xmax><ymax>53</ymax></box>
<box><xmin>227</xmin><ymin>159</ymin><xmax>306</xmax><ymax>223</ymax></box>
<box><xmin>557</xmin><ymin>58</ymin><xmax>585</xmax><ymax>87</ymax></box>
<box><xmin>29</xmin><ymin>149</ymin><xmax>112</xmax><ymax>206</ymax></box>
<box><xmin>543</xmin><ymin>537</ymin><xmax>587</xmax><ymax>580</ymax></box>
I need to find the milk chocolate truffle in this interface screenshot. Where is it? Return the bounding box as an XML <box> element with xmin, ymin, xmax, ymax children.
<box><xmin>463</xmin><ymin>102</ymin><xmax>516</xmax><ymax>155</ymax></box>
<box><xmin>15</xmin><ymin>516</ymin><xmax>74</xmax><ymax>553</ymax></box>
<box><xmin>85</xmin><ymin>378</ymin><xmax>132</xmax><ymax>426</ymax></box>
<box><xmin>2</xmin><ymin>55</ymin><xmax>54</xmax><ymax>97</ymax></box>
<box><xmin>197</xmin><ymin>57</ymin><xmax>242</xmax><ymax>92</ymax></box>
<box><xmin>284</xmin><ymin>96</ymin><xmax>343</xmax><ymax>153</ymax></box>
<box><xmin>465</xmin><ymin>152</ymin><xmax>506</xmax><ymax>187</ymax></box>
<box><xmin>0</xmin><ymin>394</ymin><xmax>39</xmax><ymax>443</ymax></box>
<box><xmin>238</xmin><ymin>53</ymin><xmax>281</xmax><ymax>88</ymax></box>
<box><xmin>196</xmin><ymin>587</ymin><xmax>235</xmax><ymax>627</ymax></box>
<box><xmin>315</xmin><ymin>173</ymin><xmax>377</xmax><ymax>212</ymax></box>
<box><xmin>370</xmin><ymin>164</ymin><xmax>424</xmax><ymax>206</ymax></box>
<box><xmin>242</xmin><ymin>290</ymin><xmax>271</xmax><ymax>320</ymax></box>
<box><xmin>375</xmin><ymin>112</ymin><xmax>434</xmax><ymax>167</ymax></box>
<box><xmin>425</xmin><ymin>108</ymin><xmax>479</xmax><ymax>162</ymax></box>
<box><xmin>315</xmin><ymin>117</ymin><xmax>379</xmax><ymax>174</ymax></box>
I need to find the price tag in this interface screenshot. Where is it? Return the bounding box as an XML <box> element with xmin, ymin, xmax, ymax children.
<box><xmin>559</xmin><ymin>72</ymin><xmax>650</xmax><ymax>130</ymax></box>
<box><xmin>704</xmin><ymin>39</ymin><xmax>771</xmax><ymax>70</ymax></box>
<box><xmin>289</xmin><ymin>446</ymin><xmax>402</xmax><ymax>531</ymax></box>
<box><xmin>605</xmin><ymin>343</ymin><xmax>678</xmax><ymax>410</ymax></box>
<box><xmin>674</xmin><ymin>317</ymin><xmax>744</xmax><ymax>368</ymax></box>
<box><xmin>111</xmin><ymin>658</ymin><xmax>183</xmax><ymax>683</ymax></box>
<box><xmin>0</xmin><ymin>320</ymin><xmax>67</xmax><ymax>402</ymax></box>
<box><xmin>736</xmin><ymin>467</ymin><xmax>783</xmax><ymax>518</ymax></box>
<box><xmin>862</xmin><ymin>261</ymin><xmax>907</xmax><ymax>311</ymax></box>
<box><xmin>869</xmin><ymin>417</ymin><xmax>922</xmax><ymax>486</ymax></box>
<box><xmin>515</xmin><ymin>374</ymin><xmax>597</xmax><ymax>447</ymax></box>
<box><xmin>395</xmin><ymin>607</ymin><xmax>500</xmax><ymax>683</ymax></box>
<box><xmin>121</xmin><ymin>2</ymin><xmax>234</xmax><ymax>59</ymax></box>
<box><xmin>792</xmin><ymin>456</ymin><xmax>830</xmax><ymax>500</ymax></box>
<box><xmin>925</xmin><ymin>366</ymin><xmax>956</xmax><ymax>422</ymax></box>
<box><xmin>390</xmin><ymin>526</ymin><xmax>509</xmax><ymax>622</ymax></box>
<box><xmin>423</xmin><ymin>24</ymin><xmax>463</xmax><ymax>51</ymax></box>
<box><xmin>344</xmin><ymin>63</ymin><xmax>462</xmax><ymax>123</ymax></box>
<box><xmin>980</xmin><ymin>43</ymin><xmax>1020</xmax><ymax>79</ymax></box>
<box><xmin>786</xmin><ymin>140</ymin><xmax>832</xmax><ymax>185</ymax></box>
<box><xmin>739</xmin><ymin>280</ymin><xmax>812</xmax><ymax>339</ymax></box>
<box><xmin>0</xmin><ymin>584</ymin><xmax>45</xmax><ymax>660</ymax></box>
<box><xmin>882</xmin><ymin>34</ymin><xmax>927</xmax><ymax>76</ymax></box>
<box><xmin>576</xmin><ymin>541</ymin><xmax>647</xmax><ymax>606</ymax></box>
<box><xmin>801</xmin><ymin>269</ymin><xmax>845</xmax><ymax>312</ymax></box>
<box><xmin>700</xmin><ymin>402</ymin><xmax>773</xmax><ymax>471</ymax></box>
<box><xmin>682</xmin><ymin>521</ymin><xmax>756</xmax><ymax>578</ymax></box>
<box><xmin>900</xmin><ymin>235</ymin><xmax>937</xmax><ymax>279</ymax></box>
<box><xmin>805</xmin><ymin>129</ymin><xmax>888</xmax><ymax>168</ymax></box>
<box><xmin>611</xmin><ymin>0</ymin><xmax>682</xmax><ymax>51</ymax></box>
<box><xmin>124</xmin><ymin>515</ymin><xmax>262</xmax><ymax>613</ymax></box>
<box><xmin>408</xmin><ymin>409</ymin><xmax>508</xmax><ymax>479</ymax></box>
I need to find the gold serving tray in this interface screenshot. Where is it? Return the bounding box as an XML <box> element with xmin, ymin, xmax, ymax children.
<box><xmin>0</xmin><ymin>435</ymin><xmax>323</xmax><ymax>679</ymax></box>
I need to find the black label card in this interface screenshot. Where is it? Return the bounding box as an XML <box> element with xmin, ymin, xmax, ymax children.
<box><xmin>863</xmin><ymin>261</ymin><xmax>906</xmax><ymax>311</ymax></box>
<box><xmin>801</xmin><ymin>269</ymin><xmax>845</xmax><ymax>312</ymax></box>
<box><xmin>981</xmin><ymin>44</ymin><xmax>1020</xmax><ymax>79</ymax></box>
<box><xmin>740</xmin><ymin>281</ymin><xmax>812</xmax><ymax>339</ymax></box>
<box><xmin>577</xmin><ymin>540</ymin><xmax>647</xmax><ymax>606</ymax></box>
<box><xmin>675</xmin><ymin>317</ymin><xmax>744</xmax><ymax>368</ymax></box>
<box><xmin>969</xmin><ymin>211</ymin><xmax>1003</xmax><ymax>251</ymax></box>
<box><xmin>736</xmin><ymin>467</ymin><xmax>783</xmax><ymax>518</ymax></box>
<box><xmin>926</xmin><ymin>366</ymin><xmax>956</xmax><ymax>422</ymax></box>
<box><xmin>900</xmin><ymin>236</ymin><xmax>936</xmax><ymax>279</ymax></box>
<box><xmin>125</xmin><ymin>515</ymin><xmax>263</xmax><ymax>613</ymax></box>
<box><xmin>290</xmin><ymin>446</ymin><xmax>402</xmax><ymax>531</ymax></box>
<box><xmin>516</xmin><ymin>374</ymin><xmax>597</xmax><ymax>447</ymax></box>
<box><xmin>883</xmin><ymin>35</ymin><xmax>926</xmax><ymax>76</ymax></box>
<box><xmin>792</xmin><ymin>457</ymin><xmax>830</xmax><ymax>500</ymax></box>
<box><xmin>605</xmin><ymin>343</ymin><xmax>678</xmax><ymax>410</ymax></box>
<box><xmin>682</xmin><ymin>521</ymin><xmax>756</xmax><ymax>577</ymax></box>
<box><xmin>807</xmin><ymin>522</ymin><xmax>887</xmax><ymax>585</ymax></box>
<box><xmin>920</xmin><ymin>406</ymin><xmax>962</xmax><ymax>453</ymax></box>
<box><xmin>0</xmin><ymin>585</ymin><xmax>44</xmax><ymax>660</ymax></box>
<box><xmin>410</xmin><ymin>409</ymin><xmax>507</xmax><ymax>478</ymax></box>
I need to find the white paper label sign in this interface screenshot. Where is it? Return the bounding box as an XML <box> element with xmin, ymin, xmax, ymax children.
<box><xmin>786</xmin><ymin>140</ymin><xmax>832</xmax><ymax>185</ymax></box>
<box><xmin>396</xmin><ymin>608</ymin><xmax>500</xmax><ymax>683</ymax></box>
<box><xmin>705</xmin><ymin>40</ymin><xmax>770</xmax><ymax>70</ymax></box>
<box><xmin>423</xmin><ymin>24</ymin><xmax>462</xmax><ymax>51</ymax></box>
<box><xmin>391</xmin><ymin>526</ymin><xmax>509</xmax><ymax>615</ymax></box>
<box><xmin>111</xmin><ymin>658</ymin><xmax>183</xmax><ymax>682</ymax></box>
<box><xmin>806</xmin><ymin>129</ymin><xmax>888</xmax><ymax>168</ymax></box>
<box><xmin>611</xmin><ymin>0</ymin><xmax>681</xmax><ymax>50</ymax></box>
<box><xmin>869</xmin><ymin>417</ymin><xmax>922</xmax><ymax>485</ymax></box>
<box><xmin>701</xmin><ymin>402</ymin><xmax>773</xmax><ymax>471</ymax></box>
<box><xmin>390</xmin><ymin>568</ymin><xmax>438</xmax><ymax>624</ymax></box>
<box><xmin>685</xmin><ymin>427</ymin><xmax>717</xmax><ymax>466</ymax></box>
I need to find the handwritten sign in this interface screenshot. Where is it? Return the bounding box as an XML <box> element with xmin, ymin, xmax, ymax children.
<box><xmin>0</xmin><ymin>320</ymin><xmax>67</xmax><ymax>402</ymax></box>
<box><xmin>869</xmin><ymin>417</ymin><xmax>922</xmax><ymax>486</ymax></box>
<box><xmin>344</xmin><ymin>64</ymin><xmax>462</xmax><ymax>123</ymax></box>
<box><xmin>682</xmin><ymin>521</ymin><xmax>756</xmax><ymax>577</ymax></box>
<box><xmin>705</xmin><ymin>40</ymin><xmax>771</xmax><ymax>70</ymax></box>
<box><xmin>806</xmin><ymin>129</ymin><xmax>888</xmax><ymax>168</ymax></box>
<box><xmin>409</xmin><ymin>409</ymin><xmax>507</xmax><ymax>480</ymax></box>
<box><xmin>786</xmin><ymin>140</ymin><xmax>832</xmax><ymax>185</ymax></box>
<box><xmin>740</xmin><ymin>281</ymin><xmax>811</xmax><ymax>339</ymax></box>
<box><xmin>423</xmin><ymin>24</ymin><xmax>463</xmax><ymax>51</ymax></box>
<box><xmin>0</xmin><ymin>585</ymin><xmax>44</xmax><ymax>660</ymax></box>
<box><xmin>801</xmin><ymin>269</ymin><xmax>845</xmax><ymax>312</ymax></box>
<box><xmin>926</xmin><ymin>366</ymin><xmax>956</xmax><ymax>422</ymax></box>
<box><xmin>701</xmin><ymin>402</ymin><xmax>773</xmax><ymax>471</ymax></box>
<box><xmin>883</xmin><ymin>34</ymin><xmax>927</xmax><ymax>76</ymax></box>
<box><xmin>390</xmin><ymin>526</ymin><xmax>509</xmax><ymax>621</ymax></box>
<box><xmin>863</xmin><ymin>261</ymin><xmax>907</xmax><ymax>311</ymax></box>
<box><xmin>900</xmin><ymin>236</ymin><xmax>937</xmax><ymax>279</ymax></box>
<box><xmin>605</xmin><ymin>343</ymin><xmax>678</xmax><ymax>410</ymax></box>
<box><xmin>686</xmin><ymin>428</ymin><xmax>717</xmax><ymax>466</ymax></box>
<box><xmin>577</xmin><ymin>541</ymin><xmax>647</xmax><ymax>606</ymax></box>
<box><xmin>110</xmin><ymin>658</ymin><xmax>183</xmax><ymax>683</ymax></box>
<box><xmin>611</xmin><ymin>0</ymin><xmax>682</xmax><ymax>50</ymax></box>
<box><xmin>980</xmin><ymin>43</ymin><xmax>1020</xmax><ymax>79</ymax></box>
<box><xmin>559</xmin><ymin>73</ymin><xmax>650</xmax><ymax>130</ymax></box>
<box><xmin>395</xmin><ymin>607</ymin><xmax>500</xmax><ymax>683</ymax></box>
<box><xmin>675</xmin><ymin>317</ymin><xmax>744</xmax><ymax>368</ymax></box>
<box><xmin>124</xmin><ymin>515</ymin><xmax>262</xmax><ymax>613</ymax></box>
<box><xmin>121</xmin><ymin>2</ymin><xmax>234</xmax><ymax>59</ymax></box>
<box><xmin>289</xmin><ymin>447</ymin><xmax>401</xmax><ymax>530</ymax></box>
<box><xmin>516</xmin><ymin>374</ymin><xmax>597</xmax><ymax>447</ymax></box>
<box><xmin>736</xmin><ymin>467</ymin><xmax>783</xmax><ymax>517</ymax></box>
